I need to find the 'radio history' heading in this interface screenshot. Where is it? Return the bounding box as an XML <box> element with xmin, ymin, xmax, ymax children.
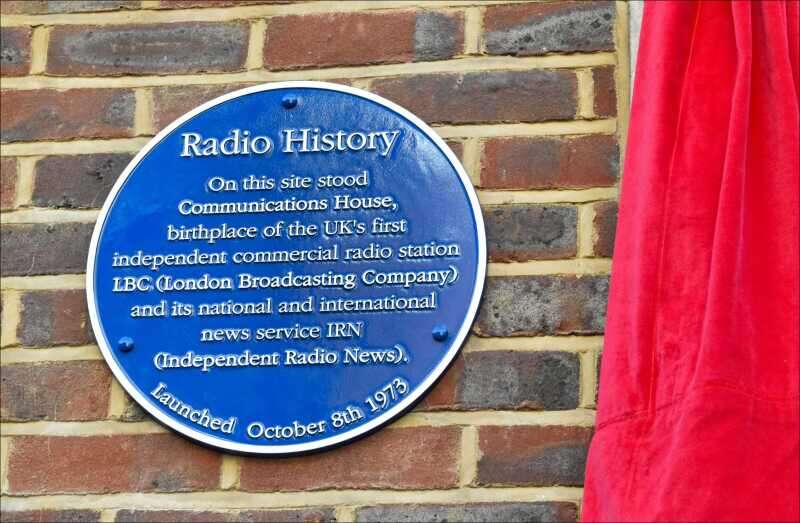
<box><xmin>180</xmin><ymin>128</ymin><xmax>403</xmax><ymax>158</ymax></box>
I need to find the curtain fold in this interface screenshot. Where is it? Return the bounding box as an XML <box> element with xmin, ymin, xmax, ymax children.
<box><xmin>582</xmin><ymin>1</ymin><xmax>799</xmax><ymax>520</ymax></box>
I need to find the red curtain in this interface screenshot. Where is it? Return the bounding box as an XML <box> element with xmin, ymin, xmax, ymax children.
<box><xmin>582</xmin><ymin>1</ymin><xmax>799</xmax><ymax>521</ymax></box>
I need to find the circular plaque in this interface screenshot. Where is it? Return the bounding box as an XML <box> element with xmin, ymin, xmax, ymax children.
<box><xmin>88</xmin><ymin>82</ymin><xmax>486</xmax><ymax>454</ymax></box>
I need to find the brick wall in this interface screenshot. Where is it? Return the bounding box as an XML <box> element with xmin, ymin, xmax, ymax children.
<box><xmin>0</xmin><ymin>1</ymin><xmax>629</xmax><ymax>521</ymax></box>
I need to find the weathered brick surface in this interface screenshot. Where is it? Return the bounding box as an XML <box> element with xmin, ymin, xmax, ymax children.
<box><xmin>476</xmin><ymin>425</ymin><xmax>593</xmax><ymax>486</ymax></box>
<box><xmin>593</xmin><ymin>66</ymin><xmax>617</xmax><ymax>117</ymax></box>
<box><xmin>474</xmin><ymin>276</ymin><xmax>608</xmax><ymax>337</ymax></box>
<box><xmin>115</xmin><ymin>509</ymin><xmax>336</xmax><ymax>522</ymax></box>
<box><xmin>7</xmin><ymin>434</ymin><xmax>222</xmax><ymax>494</ymax></box>
<box><xmin>151</xmin><ymin>83</ymin><xmax>258</xmax><ymax>130</ymax></box>
<box><xmin>1</xmin><ymin>223</ymin><xmax>93</xmax><ymax>276</ymax></box>
<box><xmin>0</xmin><ymin>510</ymin><xmax>101</xmax><ymax>523</ymax></box>
<box><xmin>355</xmin><ymin>502</ymin><xmax>578</xmax><ymax>522</ymax></box>
<box><xmin>464</xmin><ymin>351</ymin><xmax>579</xmax><ymax>410</ymax></box>
<box><xmin>239</xmin><ymin>427</ymin><xmax>460</xmax><ymax>491</ymax></box>
<box><xmin>484</xmin><ymin>205</ymin><xmax>577</xmax><ymax>261</ymax></box>
<box><xmin>481</xmin><ymin>135</ymin><xmax>619</xmax><ymax>189</ymax></box>
<box><xmin>32</xmin><ymin>154</ymin><xmax>133</xmax><ymax>209</ymax></box>
<box><xmin>264</xmin><ymin>11</ymin><xmax>462</xmax><ymax>70</ymax></box>
<box><xmin>47</xmin><ymin>22</ymin><xmax>249</xmax><ymax>76</ymax></box>
<box><xmin>1</xmin><ymin>361</ymin><xmax>110</xmax><ymax>420</ymax></box>
<box><xmin>419</xmin><ymin>350</ymin><xmax>579</xmax><ymax>411</ymax></box>
<box><xmin>0</xmin><ymin>1</ymin><xmax>139</xmax><ymax>14</ymax></box>
<box><xmin>1</xmin><ymin>157</ymin><xmax>17</xmax><ymax>209</ymax></box>
<box><xmin>484</xmin><ymin>1</ymin><xmax>615</xmax><ymax>56</ymax></box>
<box><xmin>1</xmin><ymin>89</ymin><xmax>135</xmax><ymax>142</ymax></box>
<box><xmin>17</xmin><ymin>290</ymin><xmax>93</xmax><ymax>347</ymax></box>
<box><xmin>1</xmin><ymin>27</ymin><xmax>31</xmax><ymax>76</ymax></box>
<box><xmin>593</xmin><ymin>200</ymin><xmax>618</xmax><ymax>257</ymax></box>
<box><xmin>371</xmin><ymin>70</ymin><xmax>577</xmax><ymax>125</ymax></box>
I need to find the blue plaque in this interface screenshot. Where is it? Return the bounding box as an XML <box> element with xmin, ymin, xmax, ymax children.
<box><xmin>88</xmin><ymin>82</ymin><xmax>486</xmax><ymax>454</ymax></box>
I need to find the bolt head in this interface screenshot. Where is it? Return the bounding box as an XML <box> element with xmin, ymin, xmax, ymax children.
<box><xmin>432</xmin><ymin>324</ymin><xmax>448</xmax><ymax>342</ymax></box>
<box><xmin>118</xmin><ymin>336</ymin><xmax>134</xmax><ymax>352</ymax></box>
<box><xmin>281</xmin><ymin>95</ymin><xmax>299</xmax><ymax>109</ymax></box>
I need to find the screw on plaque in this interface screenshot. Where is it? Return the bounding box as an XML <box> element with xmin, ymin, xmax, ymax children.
<box><xmin>432</xmin><ymin>324</ymin><xmax>449</xmax><ymax>342</ymax></box>
<box><xmin>281</xmin><ymin>95</ymin><xmax>299</xmax><ymax>109</ymax></box>
<box><xmin>118</xmin><ymin>336</ymin><xmax>134</xmax><ymax>353</ymax></box>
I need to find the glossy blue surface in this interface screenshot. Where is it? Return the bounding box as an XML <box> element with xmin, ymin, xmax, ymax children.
<box><xmin>90</xmin><ymin>84</ymin><xmax>483</xmax><ymax>453</ymax></box>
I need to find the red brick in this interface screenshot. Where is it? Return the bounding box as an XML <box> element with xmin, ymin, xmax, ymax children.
<box><xmin>484</xmin><ymin>204</ymin><xmax>577</xmax><ymax>261</ymax></box>
<box><xmin>1</xmin><ymin>361</ymin><xmax>110</xmax><ymax>421</ymax></box>
<box><xmin>1</xmin><ymin>89</ymin><xmax>135</xmax><ymax>142</ymax></box>
<box><xmin>476</xmin><ymin>425</ymin><xmax>593</xmax><ymax>486</ymax></box>
<box><xmin>1</xmin><ymin>223</ymin><xmax>94</xmax><ymax>276</ymax></box>
<box><xmin>17</xmin><ymin>290</ymin><xmax>94</xmax><ymax>347</ymax></box>
<box><xmin>593</xmin><ymin>66</ymin><xmax>617</xmax><ymax>117</ymax></box>
<box><xmin>484</xmin><ymin>1</ymin><xmax>615</xmax><ymax>56</ymax></box>
<box><xmin>474</xmin><ymin>276</ymin><xmax>608</xmax><ymax>337</ymax></box>
<box><xmin>1</xmin><ymin>157</ymin><xmax>17</xmax><ymax>210</ymax></box>
<box><xmin>7</xmin><ymin>434</ymin><xmax>222</xmax><ymax>494</ymax></box>
<box><xmin>371</xmin><ymin>70</ymin><xmax>577</xmax><ymax>125</ymax></box>
<box><xmin>593</xmin><ymin>200</ymin><xmax>618</xmax><ymax>257</ymax></box>
<box><xmin>47</xmin><ymin>22</ymin><xmax>248</xmax><ymax>76</ymax></box>
<box><xmin>239</xmin><ymin>427</ymin><xmax>460</xmax><ymax>491</ymax></box>
<box><xmin>151</xmin><ymin>83</ymin><xmax>259</xmax><ymax>130</ymax></box>
<box><xmin>480</xmin><ymin>135</ymin><xmax>619</xmax><ymax>189</ymax></box>
<box><xmin>115</xmin><ymin>509</ymin><xmax>335</xmax><ymax>522</ymax></box>
<box><xmin>265</xmin><ymin>11</ymin><xmax>462</xmax><ymax>70</ymax></box>
<box><xmin>444</xmin><ymin>140</ymin><xmax>464</xmax><ymax>163</ymax></box>
<box><xmin>1</xmin><ymin>1</ymin><xmax>139</xmax><ymax>14</ymax></box>
<box><xmin>0</xmin><ymin>510</ymin><xmax>101</xmax><ymax>523</ymax></box>
<box><xmin>417</xmin><ymin>353</ymin><xmax>464</xmax><ymax>410</ymax></box>
<box><xmin>1</xmin><ymin>27</ymin><xmax>31</xmax><ymax>76</ymax></box>
<box><xmin>32</xmin><ymin>154</ymin><xmax>133</xmax><ymax>209</ymax></box>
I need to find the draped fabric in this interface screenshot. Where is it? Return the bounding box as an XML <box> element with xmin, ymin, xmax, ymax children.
<box><xmin>582</xmin><ymin>1</ymin><xmax>799</xmax><ymax>521</ymax></box>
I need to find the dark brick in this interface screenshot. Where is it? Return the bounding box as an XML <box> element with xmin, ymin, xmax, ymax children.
<box><xmin>593</xmin><ymin>200</ymin><xmax>617</xmax><ymax>257</ymax></box>
<box><xmin>484</xmin><ymin>205</ymin><xmax>577</xmax><ymax>261</ymax></box>
<box><xmin>151</xmin><ymin>83</ymin><xmax>259</xmax><ymax>130</ymax></box>
<box><xmin>480</xmin><ymin>135</ymin><xmax>619</xmax><ymax>189</ymax></box>
<box><xmin>371</xmin><ymin>70</ymin><xmax>577</xmax><ymax>124</ymax></box>
<box><xmin>461</xmin><ymin>351</ymin><xmax>579</xmax><ymax>410</ymax></box>
<box><xmin>1</xmin><ymin>361</ymin><xmax>111</xmax><ymax>420</ymax></box>
<box><xmin>445</xmin><ymin>140</ymin><xmax>464</xmax><ymax>162</ymax></box>
<box><xmin>0</xmin><ymin>510</ymin><xmax>101</xmax><ymax>523</ymax></box>
<box><xmin>1</xmin><ymin>1</ymin><xmax>139</xmax><ymax>14</ymax></box>
<box><xmin>47</xmin><ymin>22</ymin><xmax>249</xmax><ymax>76</ymax></box>
<box><xmin>17</xmin><ymin>290</ymin><xmax>93</xmax><ymax>347</ymax></box>
<box><xmin>474</xmin><ymin>276</ymin><xmax>608</xmax><ymax>337</ymax></box>
<box><xmin>356</xmin><ymin>502</ymin><xmax>578</xmax><ymax>523</ymax></box>
<box><xmin>1</xmin><ymin>223</ymin><xmax>93</xmax><ymax>276</ymax></box>
<box><xmin>418</xmin><ymin>350</ymin><xmax>579</xmax><ymax>411</ymax></box>
<box><xmin>593</xmin><ymin>66</ymin><xmax>617</xmax><ymax>117</ymax></box>
<box><xmin>484</xmin><ymin>1</ymin><xmax>615</xmax><ymax>56</ymax></box>
<box><xmin>1</xmin><ymin>157</ymin><xmax>17</xmax><ymax>209</ymax></box>
<box><xmin>476</xmin><ymin>425</ymin><xmax>593</xmax><ymax>486</ymax></box>
<box><xmin>115</xmin><ymin>509</ymin><xmax>336</xmax><ymax>522</ymax></box>
<box><xmin>1</xmin><ymin>27</ymin><xmax>31</xmax><ymax>76</ymax></box>
<box><xmin>32</xmin><ymin>154</ymin><xmax>133</xmax><ymax>209</ymax></box>
<box><xmin>414</xmin><ymin>11</ymin><xmax>464</xmax><ymax>62</ymax></box>
<box><xmin>7</xmin><ymin>434</ymin><xmax>222</xmax><ymax>494</ymax></box>
<box><xmin>1</xmin><ymin>89</ymin><xmax>135</xmax><ymax>142</ymax></box>
<box><xmin>265</xmin><ymin>11</ymin><xmax>462</xmax><ymax>70</ymax></box>
<box><xmin>240</xmin><ymin>427</ymin><xmax>460</xmax><ymax>491</ymax></box>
